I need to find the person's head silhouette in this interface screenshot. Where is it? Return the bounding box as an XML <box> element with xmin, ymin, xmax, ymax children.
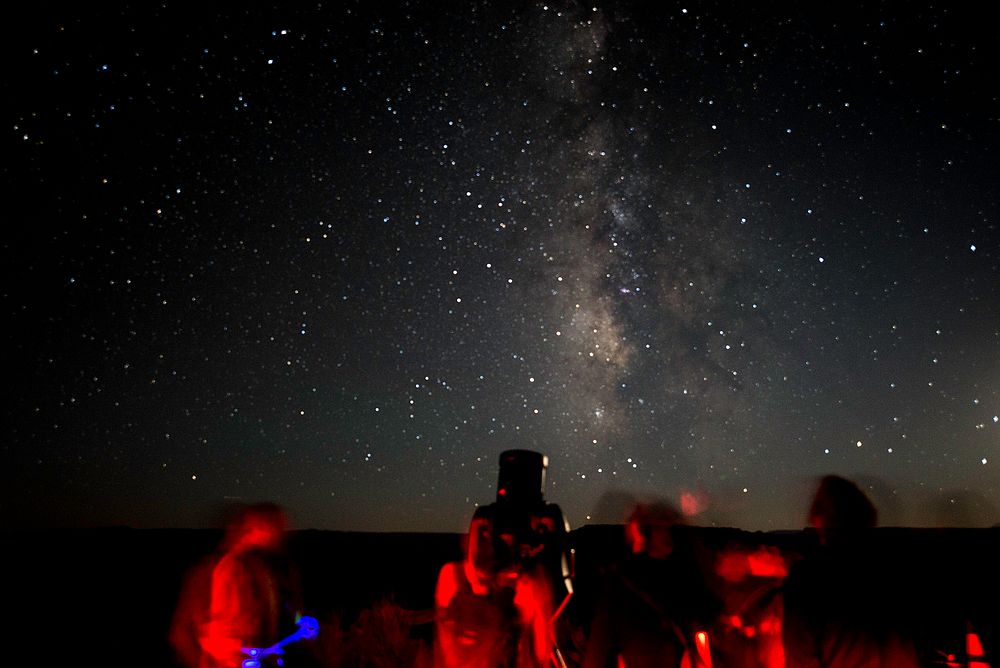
<box><xmin>808</xmin><ymin>475</ymin><xmax>877</xmax><ymax>544</ymax></box>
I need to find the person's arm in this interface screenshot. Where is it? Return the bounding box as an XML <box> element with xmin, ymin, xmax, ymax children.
<box><xmin>514</xmin><ymin>568</ymin><xmax>555</xmax><ymax>666</ymax></box>
<box><xmin>581</xmin><ymin>581</ymin><xmax>614</xmax><ymax>668</ymax></box>
<box><xmin>200</xmin><ymin>556</ymin><xmax>252</xmax><ymax>666</ymax></box>
<box><xmin>434</xmin><ymin>562</ymin><xmax>467</xmax><ymax>668</ymax></box>
<box><xmin>781</xmin><ymin>570</ymin><xmax>822</xmax><ymax>668</ymax></box>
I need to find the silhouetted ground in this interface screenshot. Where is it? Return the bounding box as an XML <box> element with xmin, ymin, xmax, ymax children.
<box><xmin>5</xmin><ymin>526</ymin><xmax>996</xmax><ymax>667</ymax></box>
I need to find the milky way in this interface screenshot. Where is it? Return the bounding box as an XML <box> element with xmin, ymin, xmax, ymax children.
<box><xmin>5</xmin><ymin>2</ymin><xmax>998</xmax><ymax>531</ymax></box>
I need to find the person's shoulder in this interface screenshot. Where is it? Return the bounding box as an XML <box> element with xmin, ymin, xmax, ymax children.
<box><xmin>783</xmin><ymin>552</ymin><xmax>826</xmax><ymax>593</ymax></box>
<box><xmin>438</xmin><ymin>560</ymin><xmax>464</xmax><ymax>580</ymax></box>
<box><xmin>435</xmin><ymin>560</ymin><xmax>467</xmax><ymax>606</ymax></box>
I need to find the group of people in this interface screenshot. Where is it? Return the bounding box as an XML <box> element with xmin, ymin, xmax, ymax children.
<box><xmin>170</xmin><ymin>450</ymin><xmax>944</xmax><ymax>668</ymax></box>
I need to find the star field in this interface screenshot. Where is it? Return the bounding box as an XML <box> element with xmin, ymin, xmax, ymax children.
<box><xmin>5</xmin><ymin>2</ymin><xmax>999</xmax><ymax>531</ymax></box>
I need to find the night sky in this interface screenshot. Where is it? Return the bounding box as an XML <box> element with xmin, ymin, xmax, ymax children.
<box><xmin>5</xmin><ymin>2</ymin><xmax>999</xmax><ymax>532</ymax></box>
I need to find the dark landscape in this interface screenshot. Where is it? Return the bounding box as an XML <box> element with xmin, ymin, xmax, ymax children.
<box><xmin>8</xmin><ymin>525</ymin><xmax>997</xmax><ymax>667</ymax></box>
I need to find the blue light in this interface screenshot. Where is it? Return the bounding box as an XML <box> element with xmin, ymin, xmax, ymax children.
<box><xmin>241</xmin><ymin>616</ymin><xmax>319</xmax><ymax>666</ymax></box>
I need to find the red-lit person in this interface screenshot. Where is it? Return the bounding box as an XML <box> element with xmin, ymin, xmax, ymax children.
<box><xmin>711</xmin><ymin>543</ymin><xmax>788</xmax><ymax>668</ymax></box>
<box><xmin>782</xmin><ymin>475</ymin><xmax>920</xmax><ymax>668</ymax></box>
<box><xmin>582</xmin><ymin>502</ymin><xmax>718</xmax><ymax>668</ymax></box>
<box><xmin>435</xmin><ymin>450</ymin><xmax>572</xmax><ymax>668</ymax></box>
<box><xmin>197</xmin><ymin>503</ymin><xmax>306</xmax><ymax>668</ymax></box>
